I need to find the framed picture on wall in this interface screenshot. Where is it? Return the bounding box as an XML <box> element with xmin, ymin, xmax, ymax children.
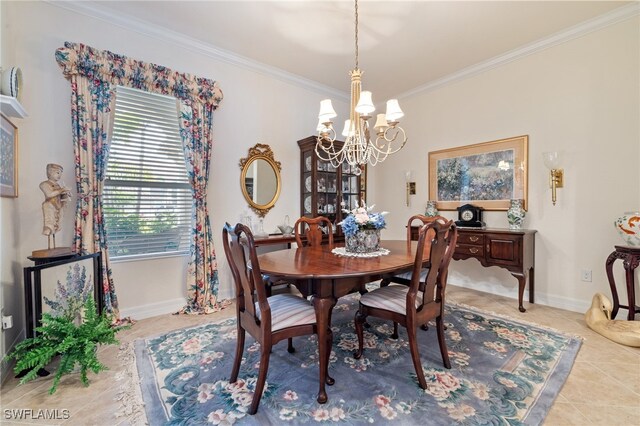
<box><xmin>0</xmin><ymin>113</ymin><xmax>18</xmax><ymax>197</ymax></box>
<box><xmin>428</xmin><ymin>135</ymin><xmax>528</xmax><ymax>211</ymax></box>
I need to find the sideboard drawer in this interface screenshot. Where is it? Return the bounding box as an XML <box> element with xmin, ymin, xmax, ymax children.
<box><xmin>457</xmin><ymin>232</ymin><xmax>484</xmax><ymax>245</ymax></box>
<box><xmin>455</xmin><ymin>244</ymin><xmax>484</xmax><ymax>257</ymax></box>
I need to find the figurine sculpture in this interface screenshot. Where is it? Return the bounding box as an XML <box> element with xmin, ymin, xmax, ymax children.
<box><xmin>585</xmin><ymin>293</ymin><xmax>640</xmax><ymax>347</ymax></box>
<box><xmin>39</xmin><ymin>163</ymin><xmax>72</xmax><ymax>249</ymax></box>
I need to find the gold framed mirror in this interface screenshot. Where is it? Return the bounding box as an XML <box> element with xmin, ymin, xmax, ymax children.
<box><xmin>239</xmin><ymin>143</ymin><xmax>282</xmax><ymax>217</ymax></box>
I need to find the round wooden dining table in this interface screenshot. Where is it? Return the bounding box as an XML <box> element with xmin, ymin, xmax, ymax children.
<box><xmin>257</xmin><ymin>240</ymin><xmax>429</xmax><ymax>404</ymax></box>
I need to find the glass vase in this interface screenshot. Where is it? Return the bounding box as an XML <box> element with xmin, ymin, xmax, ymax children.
<box><xmin>345</xmin><ymin>229</ymin><xmax>381</xmax><ymax>253</ymax></box>
<box><xmin>507</xmin><ymin>199</ymin><xmax>525</xmax><ymax>230</ymax></box>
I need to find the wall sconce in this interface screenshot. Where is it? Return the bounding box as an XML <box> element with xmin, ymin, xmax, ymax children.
<box><xmin>542</xmin><ymin>152</ymin><xmax>563</xmax><ymax>205</ymax></box>
<box><xmin>405</xmin><ymin>170</ymin><xmax>416</xmax><ymax>206</ymax></box>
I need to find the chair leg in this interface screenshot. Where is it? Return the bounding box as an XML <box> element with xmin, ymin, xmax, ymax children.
<box><xmin>380</xmin><ymin>278</ymin><xmax>390</xmax><ymax>287</ymax></box>
<box><xmin>392</xmin><ymin>322</ymin><xmax>399</xmax><ymax>339</ymax></box>
<box><xmin>436</xmin><ymin>316</ymin><xmax>451</xmax><ymax>369</ymax></box>
<box><xmin>287</xmin><ymin>338</ymin><xmax>295</xmax><ymax>353</ymax></box>
<box><xmin>407</xmin><ymin>325</ymin><xmax>428</xmax><ymax>390</ymax></box>
<box><xmin>354</xmin><ymin>309</ymin><xmax>367</xmax><ymax>359</ymax></box>
<box><xmin>230</xmin><ymin>326</ymin><xmax>245</xmax><ymax>383</ymax></box>
<box><xmin>249</xmin><ymin>343</ymin><xmax>271</xmax><ymax>415</ymax></box>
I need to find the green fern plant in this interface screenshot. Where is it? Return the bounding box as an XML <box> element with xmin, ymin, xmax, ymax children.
<box><xmin>8</xmin><ymin>297</ymin><xmax>126</xmax><ymax>394</ymax></box>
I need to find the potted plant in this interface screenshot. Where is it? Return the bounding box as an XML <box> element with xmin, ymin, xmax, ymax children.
<box><xmin>9</xmin><ymin>262</ymin><xmax>126</xmax><ymax>394</ymax></box>
<box><xmin>9</xmin><ymin>296</ymin><xmax>125</xmax><ymax>394</ymax></box>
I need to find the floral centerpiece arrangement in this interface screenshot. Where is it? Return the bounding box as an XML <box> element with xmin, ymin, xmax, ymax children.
<box><xmin>339</xmin><ymin>202</ymin><xmax>388</xmax><ymax>253</ymax></box>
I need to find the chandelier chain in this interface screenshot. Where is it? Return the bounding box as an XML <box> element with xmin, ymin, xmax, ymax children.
<box><xmin>354</xmin><ymin>0</ymin><xmax>359</xmax><ymax>70</ymax></box>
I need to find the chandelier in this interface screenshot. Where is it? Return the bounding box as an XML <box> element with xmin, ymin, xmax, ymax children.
<box><xmin>315</xmin><ymin>0</ymin><xmax>407</xmax><ymax>176</ymax></box>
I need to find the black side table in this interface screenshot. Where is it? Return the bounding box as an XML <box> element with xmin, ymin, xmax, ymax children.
<box><xmin>605</xmin><ymin>245</ymin><xmax>640</xmax><ymax>320</ymax></box>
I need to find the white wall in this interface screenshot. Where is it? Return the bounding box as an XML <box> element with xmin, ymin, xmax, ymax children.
<box><xmin>0</xmin><ymin>0</ymin><xmax>347</xmax><ymax>360</ymax></box>
<box><xmin>0</xmin><ymin>0</ymin><xmax>27</xmax><ymax>384</ymax></box>
<box><xmin>373</xmin><ymin>16</ymin><xmax>640</xmax><ymax>313</ymax></box>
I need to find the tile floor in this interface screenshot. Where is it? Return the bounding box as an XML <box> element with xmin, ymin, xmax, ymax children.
<box><xmin>1</xmin><ymin>286</ymin><xmax>639</xmax><ymax>425</ymax></box>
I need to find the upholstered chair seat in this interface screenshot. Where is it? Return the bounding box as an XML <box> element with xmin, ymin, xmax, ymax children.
<box><xmin>359</xmin><ymin>284</ymin><xmax>424</xmax><ymax>315</ymax></box>
<box><xmin>256</xmin><ymin>293</ymin><xmax>316</xmax><ymax>331</ymax></box>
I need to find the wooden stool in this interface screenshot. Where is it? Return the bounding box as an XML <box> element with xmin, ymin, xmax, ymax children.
<box><xmin>605</xmin><ymin>245</ymin><xmax>640</xmax><ymax>320</ymax></box>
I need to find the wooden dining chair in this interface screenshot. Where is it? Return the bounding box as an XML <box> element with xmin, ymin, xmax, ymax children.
<box><xmin>354</xmin><ymin>219</ymin><xmax>458</xmax><ymax>389</ymax></box>
<box><xmin>380</xmin><ymin>214</ymin><xmax>447</xmax><ymax>287</ymax></box>
<box><xmin>294</xmin><ymin>216</ymin><xmax>334</xmax><ymax>248</ymax></box>
<box><xmin>222</xmin><ymin>223</ymin><xmax>320</xmax><ymax>414</ymax></box>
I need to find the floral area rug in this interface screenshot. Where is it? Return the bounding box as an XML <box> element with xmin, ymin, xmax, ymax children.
<box><xmin>134</xmin><ymin>294</ymin><xmax>581</xmax><ymax>425</ymax></box>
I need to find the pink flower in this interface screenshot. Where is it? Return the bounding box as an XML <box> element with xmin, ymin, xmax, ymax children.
<box><xmin>311</xmin><ymin>408</ymin><xmax>330</xmax><ymax>421</ymax></box>
<box><xmin>354</xmin><ymin>212</ymin><xmax>370</xmax><ymax>224</ymax></box>
<box><xmin>182</xmin><ymin>337</ymin><xmax>202</xmax><ymax>355</ymax></box>
<box><xmin>379</xmin><ymin>405</ymin><xmax>397</xmax><ymax>420</ymax></box>
<box><xmin>283</xmin><ymin>390</ymin><xmax>298</xmax><ymax>401</ymax></box>
<box><xmin>374</xmin><ymin>395</ymin><xmax>391</xmax><ymax>407</ymax></box>
<box><xmin>425</xmin><ymin>370</ymin><xmax>462</xmax><ymax>400</ymax></box>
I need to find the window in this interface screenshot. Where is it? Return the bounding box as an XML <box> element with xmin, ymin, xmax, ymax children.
<box><xmin>104</xmin><ymin>86</ymin><xmax>191</xmax><ymax>260</ymax></box>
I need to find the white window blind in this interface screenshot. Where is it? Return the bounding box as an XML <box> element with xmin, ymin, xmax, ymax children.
<box><xmin>104</xmin><ymin>86</ymin><xmax>192</xmax><ymax>260</ymax></box>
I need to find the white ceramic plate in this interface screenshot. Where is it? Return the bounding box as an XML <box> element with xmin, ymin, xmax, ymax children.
<box><xmin>304</xmin><ymin>196</ymin><xmax>311</xmax><ymax>213</ymax></box>
<box><xmin>305</xmin><ymin>176</ymin><xmax>311</xmax><ymax>192</ymax></box>
<box><xmin>305</xmin><ymin>156</ymin><xmax>311</xmax><ymax>171</ymax></box>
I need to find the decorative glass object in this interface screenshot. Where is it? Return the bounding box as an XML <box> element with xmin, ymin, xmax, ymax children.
<box><xmin>345</xmin><ymin>229</ymin><xmax>381</xmax><ymax>253</ymax></box>
<box><xmin>507</xmin><ymin>199</ymin><xmax>526</xmax><ymax>230</ymax></box>
<box><xmin>425</xmin><ymin>201</ymin><xmax>439</xmax><ymax>217</ymax></box>
<box><xmin>615</xmin><ymin>211</ymin><xmax>640</xmax><ymax>247</ymax></box>
<box><xmin>277</xmin><ymin>215</ymin><xmax>294</xmax><ymax>236</ymax></box>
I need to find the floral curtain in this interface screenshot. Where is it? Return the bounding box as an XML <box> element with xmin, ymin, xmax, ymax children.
<box><xmin>178</xmin><ymin>101</ymin><xmax>230</xmax><ymax>314</ymax></box>
<box><xmin>67</xmin><ymin>74</ymin><xmax>120</xmax><ymax>316</ymax></box>
<box><xmin>56</xmin><ymin>42</ymin><xmax>224</xmax><ymax>317</ymax></box>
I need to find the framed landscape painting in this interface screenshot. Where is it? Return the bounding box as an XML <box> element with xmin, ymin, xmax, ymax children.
<box><xmin>428</xmin><ymin>135</ymin><xmax>528</xmax><ymax>211</ymax></box>
<box><xmin>0</xmin><ymin>114</ymin><xmax>18</xmax><ymax>198</ymax></box>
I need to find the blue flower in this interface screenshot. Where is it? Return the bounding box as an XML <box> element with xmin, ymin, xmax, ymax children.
<box><xmin>338</xmin><ymin>202</ymin><xmax>387</xmax><ymax>237</ymax></box>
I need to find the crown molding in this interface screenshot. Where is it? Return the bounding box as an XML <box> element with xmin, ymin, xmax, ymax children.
<box><xmin>45</xmin><ymin>1</ymin><xmax>637</xmax><ymax>103</ymax></box>
<box><xmin>397</xmin><ymin>2</ymin><xmax>639</xmax><ymax>100</ymax></box>
<box><xmin>44</xmin><ymin>0</ymin><xmax>349</xmax><ymax>102</ymax></box>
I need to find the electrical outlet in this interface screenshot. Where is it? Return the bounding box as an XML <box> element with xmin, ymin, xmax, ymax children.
<box><xmin>581</xmin><ymin>269</ymin><xmax>592</xmax><ymax>282</ymax></box>
<box><xmin>2</xmin><ymin>315</ymin><xmax>13</xmax><ymax>330</ymax></box>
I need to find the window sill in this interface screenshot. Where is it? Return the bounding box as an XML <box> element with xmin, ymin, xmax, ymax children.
<box><xmin>110</xmin><ymin>251</ymin><xmax>189</xmax><ymax>264</ymax></box>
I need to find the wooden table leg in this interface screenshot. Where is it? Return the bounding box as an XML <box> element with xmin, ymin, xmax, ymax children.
<box><xmin>528</xmin><ymin>267</ymin><xmax>535</xmax><ymax>304</ymax></box>
<box><xmin>605</xmin><ymin>250</ymin><xmax>623</xmax><ymax>319</ymax></box>
<box><xmin>623</xmin><ymin>253</ymin><xmax>639</xmax><ymax>320</ymax></box>
<box><xmin>312</xmin><ymin>296</ymin><xmax>336</xmax><ymax>404</ymax></box>
<box><xmin>511</xmin><ymin>272</ymin><xmax>526</xmax><ymax>312</ymax></box>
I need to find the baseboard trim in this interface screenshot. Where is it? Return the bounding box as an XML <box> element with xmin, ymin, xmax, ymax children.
<box><xmin>1</xmin><ymin>328</ymin><xmax>26</xmax><ymax>385</ymax></box>
<box><xmin>449</xmin><ymin>280</ymin><xmax>589</xmax><ymax>314</ymax></box>
<box><xmin>119</xmin><ymin>298</ymin><xmax>187</xmax><ymax>321</ymax></box>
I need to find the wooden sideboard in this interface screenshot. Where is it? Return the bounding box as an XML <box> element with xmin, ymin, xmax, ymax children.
<box><xmin>411</xmin><ymin>227</ymin><xmax>536</xmax><ymax>312</ymax></box>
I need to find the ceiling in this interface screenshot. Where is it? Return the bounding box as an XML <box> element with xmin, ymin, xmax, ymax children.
<box><xmin>83</xmin><ymin>1</ymin><xmax>631</xmax><ymax>101</ymax></box>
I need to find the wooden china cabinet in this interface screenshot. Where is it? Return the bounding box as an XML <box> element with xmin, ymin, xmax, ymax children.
<box><xmin>297</xmin><ymin>136</ymin><xmax>366</xmax><ymax>239</ymax></box>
